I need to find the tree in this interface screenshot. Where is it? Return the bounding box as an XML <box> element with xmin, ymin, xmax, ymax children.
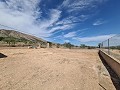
<box><xmin>57</xmin><ymin>44</ymin><xmax>60</xmax><ymax>48</ymax></box>
<box><xmin>117</xmin><ymin>46</ymin><xmax>120</xmax><ymax>50</ymax></box>
<box><xmin>80</xmin><ymin>44</ymin><xmax>86</xmax><ymax>48</ymax></box>
<box><xmin>3</xmin><ymin>37</ymin><xmax>17</xmax><ymax>46</ymax></box>
<box><xmin>63</xmin><ymin>42</ymin><xmax>74</xmax><ymax>49</ymax></box>
<box><xmin>98</xmin><ymin>43</ymin><xmax>101</xmax><ymax>48</ymax></box>
<box><xmin>0</xmin><ymin>37</ymin><xmax>4</xmax><ymax>41</ymax></box>
<box><xmin>3</xmin><ymin>37</ymin><xmax>11</xmax><ymax>46</ymax></box>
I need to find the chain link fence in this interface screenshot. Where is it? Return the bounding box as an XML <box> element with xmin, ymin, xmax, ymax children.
<box><xmin>100</xmin><ymin>34</ymin><xmax>120</xmax><ymax>60</ymax></box>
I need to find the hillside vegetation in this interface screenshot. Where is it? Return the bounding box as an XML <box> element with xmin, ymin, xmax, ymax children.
<box><xmin>0</xmin><ymin>29</ymin><xmax>47</xmax><ymax>47</ymax></box>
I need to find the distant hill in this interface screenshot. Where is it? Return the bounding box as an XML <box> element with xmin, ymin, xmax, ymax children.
<box><xmin>0</xmin><ymin>29</ymin><xmax>76</xmax><ymax>48</ymax></box>
<box><xmin>0</xmin><ymin>29</ymin><xmax>47</xmax><ymax>43</ymax></box>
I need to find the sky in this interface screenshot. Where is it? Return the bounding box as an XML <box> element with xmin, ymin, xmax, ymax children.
<box><xmin>0</xmin><ymin>0</ymin><xmax>120</xmax><ymax>46</ymax></box>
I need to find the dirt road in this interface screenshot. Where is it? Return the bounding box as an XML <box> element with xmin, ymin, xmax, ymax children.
<box><xmin>0</xmin><ymin>48</ymin><xmax>116</xmax><ymax>90</ymax></box>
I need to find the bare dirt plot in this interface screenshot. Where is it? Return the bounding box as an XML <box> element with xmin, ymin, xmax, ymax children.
<box><xmin>0</xmin><ymin>48</ymin><xmax>116</xmax><ymax>90</ymax></box>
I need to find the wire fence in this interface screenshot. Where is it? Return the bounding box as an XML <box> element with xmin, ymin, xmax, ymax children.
<box><xmin>100</xmin><ymin>34</ymin><xmax>120</xmax><ymax>60</ymax></box>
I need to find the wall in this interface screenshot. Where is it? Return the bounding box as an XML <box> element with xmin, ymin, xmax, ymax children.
<box><xmin>99</xmin><ymin>50</ymin><xmax>120</xmax><ymax>78</ymax></box>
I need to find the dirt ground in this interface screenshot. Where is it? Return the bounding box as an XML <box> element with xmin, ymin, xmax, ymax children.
<box><xmin>0</xmin><ymin>48</ymin><xmax>117</xmax><ymax>90</ymax></box>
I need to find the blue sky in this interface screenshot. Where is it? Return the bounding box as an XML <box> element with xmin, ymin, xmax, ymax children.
<box><xmin>0</xmin><ymin>0</ymin><xmax>120</xmax><ymax>46</ymax></box>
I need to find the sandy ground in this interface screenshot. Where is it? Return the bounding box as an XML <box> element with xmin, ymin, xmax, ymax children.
<box><xmin>0</xmin><ymin>48</ymin><xmax>117</xmax><ymax>90</ymax></box>
<box><xmin>112</xmin><ymin>50</ymin><xmax>120</xmax><ymax>54</ymax></box>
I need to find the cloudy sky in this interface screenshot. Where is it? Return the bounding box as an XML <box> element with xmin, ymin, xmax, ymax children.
<box><xmin>0</xmin><ymin>0</ymin><xmax>120</xmax><ymax>46</ymax></box>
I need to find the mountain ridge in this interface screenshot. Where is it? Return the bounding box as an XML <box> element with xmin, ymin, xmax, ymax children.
<box><xmin>0</xmin><ymin>29</ymin><xmax>47</xmax><ymax>43</ymax></box>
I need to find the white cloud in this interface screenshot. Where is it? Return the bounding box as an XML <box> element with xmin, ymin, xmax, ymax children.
<box><xmin>0</xmin><ymin>0</ymin><xmax>109</xmax><ymax>41</ymax></box>
<box><xmin>93</xmin><ymin>19</ymin><xmax>106</xmax><ymax>26</ymax></box>
<box><xmin>0</xmin><ymin>0</ymin><xmax>63</xmax><ymax>38</ymax></box>
<box><xmin>56</xmin><ymin>15</ymin><xmax>89</xmax><ymax>25</ymax></box>
<box><xmin>60</xmin><ymin>0</ymin><xmax>107</xmax><ymax>13</ymax></box>
<box><xmin>63</xmin><ymin>28</ymin><xmax>88</xmax><ymax>38</ymax></box>
<box><xmin>74</xmin><ymin>34</ymin><xmax>115</xmax><ymax>42</ymax></box>
<box><xmin>0</xmin><ymin>0</ymin><xmax>40</xmax><ymax>32</ymax></box>
<box><xmin>57</xmin><ymin>0</ymin><xmax>107</xmax><ymax>26</ymax></box>
<box><xmin>64</xmin><ymin>32</ymin><xmax>76</xmax><ymax>38</ymax></box>
<box><xmin>49</xmin><ymin>25</ymin><xmax>72</xmax><ymax>33</ymax></box>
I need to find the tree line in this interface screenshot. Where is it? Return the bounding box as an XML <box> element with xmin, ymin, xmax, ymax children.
<box><xmin>0</xmin><ymin>36</ymin><xmax>34</xmax><ymax>46</ymax></box>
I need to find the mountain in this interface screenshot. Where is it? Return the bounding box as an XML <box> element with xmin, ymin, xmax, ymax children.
<box><xmin>0</xmin><ymin>29</ymin><xmax>77</xmax><ymax>48</ymax></box>
<box><xmin>0</xmin><ymin>29</ymin><xmax>47</xmax><ymax>43</ymax></box>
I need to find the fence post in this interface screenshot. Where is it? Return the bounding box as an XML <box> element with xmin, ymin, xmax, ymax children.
<box><xmin>102</xmin><ymin>42</ymin><xmax>103</xmax><ymax>49</ymax></box>
<box><xmin>108</xmin><ymin>39</ymin><xmax>110</xmax><ymax>54</ymax></box>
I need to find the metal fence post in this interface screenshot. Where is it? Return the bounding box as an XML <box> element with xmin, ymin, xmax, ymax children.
<box><xmin>108</xmin><ymin>39</ymin><xmax>110</xmax><ymax>54</ymax></box>
<box><xmin>101</xmin><ymin>42</ymin><xmax>103</xmax><ymax>49</ymax></box>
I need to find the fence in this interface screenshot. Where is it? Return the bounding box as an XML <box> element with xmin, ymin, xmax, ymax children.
<box><xmin>100</xmin><ymin>34</ymin><xmax>120</xmax><ymax>60</ymax></box>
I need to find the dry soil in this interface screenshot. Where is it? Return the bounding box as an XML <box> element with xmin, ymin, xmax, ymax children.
<box><xmin>0</xmin><ymin>48</ymin><xmax>117</xmax><ymax>90</ymax></box>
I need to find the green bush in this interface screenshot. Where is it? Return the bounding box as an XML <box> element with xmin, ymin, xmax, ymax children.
<box><xmin>63</xmin><ymin>42</ymin><xmax>74</xmax><ymax>49</ymax></box>
<box><xmin>0</xmin><ymin>37</ymin><xmax>4</xmax><ymax>41</ymax></box>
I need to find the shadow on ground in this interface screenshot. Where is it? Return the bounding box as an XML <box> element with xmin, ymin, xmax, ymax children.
<box><xmin>0</xmin><ymin>53</ymin><xmax>7</xmax><ymax>58</ymax></box>
<box><xmin>99</xmin><ymin>52</ymin><xmax>120</xmax><ymax>90</ymax></box>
